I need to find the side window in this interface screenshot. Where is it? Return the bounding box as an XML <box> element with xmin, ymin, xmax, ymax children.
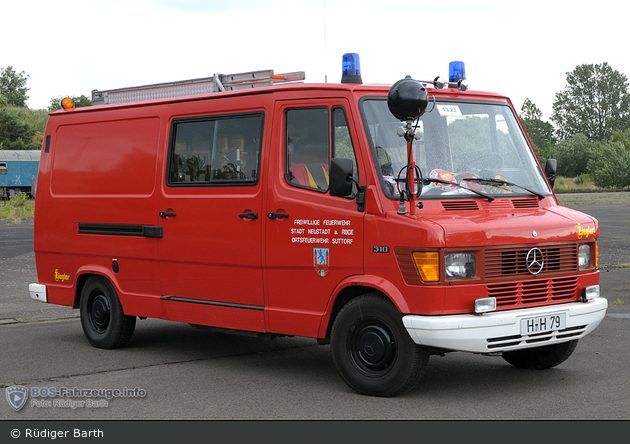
<box><xmin>332</xmin><ymin>107</ymin><xmax>359</xmax><ymax>186</ymax></box>
<box><xmin>168</xmin><ymin>113</ymin><xmax>263</xmax><ymax>186</ymax></box>
<box><xmin>286</xmin><ymin>108</ymin><xmax>330</xmax><ymax>191</ymax></box>
<box><xmin>0</xmin><ymin>162</ymin><xmax>6</xmax><ymax>175</ymax></box>
<box><xmin>285</xmin><ymin>106</ymin><xmax>358</xmax><ymax>193</ymax></box>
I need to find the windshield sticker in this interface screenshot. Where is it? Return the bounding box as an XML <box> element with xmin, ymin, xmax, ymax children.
<box><xmin>314</xmin><ymin>248</ymin><xmax>330</xmax><ymax>277</ymax></box>
<box><xmin>437</xmin><ymin>104</ymin><xmax>462</xmax><ymax>116</ymax></box>
<box><xmin>430</xmin><ymin>169</ymin><xmax>457</xmax><ymax>191</ymax></box>
<box><xmin>577</xmin><ymin>222</ymin><xmax>596</xmax><ymax>239</ymax></box>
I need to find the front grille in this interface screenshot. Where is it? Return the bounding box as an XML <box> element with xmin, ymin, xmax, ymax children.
<box><xmin>484</xmin><ymin>243</ymin><xmax>582</xmax><ymax>309</ymax></box>
<box><xmin>488</xmin><ymin>276</ymin><xmax>579</xmax><ymax>308</ymax></box>
<box><xmin>485</xmin><ymin>244</ymin><xmax>578</xmax><ymax>279</ymax></box>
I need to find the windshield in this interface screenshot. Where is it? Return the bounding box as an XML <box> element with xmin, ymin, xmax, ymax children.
<box><xmin>361</xmin><ymin>98</ymin><xmax>552</xmax><ymax>200</ymax></box>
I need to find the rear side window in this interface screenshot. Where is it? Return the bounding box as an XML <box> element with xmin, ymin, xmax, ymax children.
<box><xmin>168</xmin><ymin>113</ymin><xmax>264</xmax><ymax>186</ymax></box>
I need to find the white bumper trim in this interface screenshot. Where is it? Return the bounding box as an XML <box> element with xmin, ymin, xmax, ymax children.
<box><xmin>29</xmin><ymin>283</ymin><xmax>47</xmax><ymax>303</ymax></box>
<box><xmin>403</xmin><ymin>297</ymin><xmax>608</xmax><ymax>354</ymax></box>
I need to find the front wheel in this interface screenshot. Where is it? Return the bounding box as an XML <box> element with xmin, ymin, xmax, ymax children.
<box><xmin>502</xmin><ymin>340</ymin><xmax>579</xmax><ymax>369</ymax></box>
<box><xmin>331</xmin><ymin>294</ymin><xmax>429</xmax><ymax>397</ymax></box>
<box><xmin>80</xmin><ymin>276</ymin><xmax>136</xmax><ymax>349</ymax></box>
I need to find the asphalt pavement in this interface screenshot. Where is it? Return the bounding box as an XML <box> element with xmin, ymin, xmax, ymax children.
<box><xmin>0</xmin><ymin>220</ymin><xmax>77</xmax><ymax>324</ymax></box>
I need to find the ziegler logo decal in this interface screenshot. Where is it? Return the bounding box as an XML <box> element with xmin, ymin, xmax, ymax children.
<box><xmin>54</xmin><ymin>269</ymin><xmax>70</xmax><ymax>282</ymax></box>
<box><xmin>313</xmin><ymin>248</ymin><xmax>330</xmax><ymax>277</ymax></box>
<box><xmin>577</xmin><ymin>223</ymin><xmax>596</xmax><ymax>239</ymax></box>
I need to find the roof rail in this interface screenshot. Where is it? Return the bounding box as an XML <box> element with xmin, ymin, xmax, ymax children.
<box><xmin>92</xmin><ymin>70</ymin><xmax>306</xmax><ymax>105</ymax></box>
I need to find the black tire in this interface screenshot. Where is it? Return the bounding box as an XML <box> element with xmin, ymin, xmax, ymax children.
<box><xmin>502</xmin><ymin>340</ymin><xmax>579</xmax><ymax>370</ymax></box>
<box><xmin>331</xmin><ymin>294</ymin><xmax>430</xmax><ymax>397</ymax></box>
<box><xmin>80</xmin><ymin>276</ymin><xmax>136</xmax><ymax>349</ymax></box>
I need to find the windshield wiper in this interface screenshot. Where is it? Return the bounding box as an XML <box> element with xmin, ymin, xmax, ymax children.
<box><xmin>460</xmin><ymin>177</ymin><xmax>546</xmax><ymax>200</ymax></box>
<box><xmin>421</xmin><ymin>177</ymin><xmax>495</xmax><ymax>202</ymax></box>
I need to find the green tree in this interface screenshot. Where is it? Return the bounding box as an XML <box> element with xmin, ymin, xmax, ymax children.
<box><xmin>48</xmin><ymin>94</ymin><xmax>92</xmax><ymax>112</ymax></box>
<box><xmin>6</xmin><ymin>107</ymin><xmax>49</xmax><ymax>147</ymax></box>
<box><xmin>588</xmin><ymin>129</ymin><xmax>630</xmax><ymax>189</ymax></box>
<box><xmin>0</xmin><ymin>108</ymin><xmax>40</xmax><ymax>150</ymax></box>
<box><xmin>554</xmin><ymin>133</ymin><xmax>596</xmax><ymax>177</ymax></box>
<box><xmin>0</xmin><ymin>66</ymin><xmax>30</xmax><ymax>107</ymax></box>
<box><xmin>551</xmin><ymin>63</ymin><xmax>630</xmax><ymax>142</ymax></box>
<box><xmin>521</xmin><ymin>98</ymin><xmax>542</xmax><ymax>121</ymax></box>
<box><xmin>520</xmin><ymin>98</ymin><xmax>554</xmax><ymax>165</ymax></box>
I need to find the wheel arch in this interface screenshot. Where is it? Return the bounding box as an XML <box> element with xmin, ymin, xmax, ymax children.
<box><xmin>317</xmin><ymin>275</ymin><xmax>410</xmax><ymax>342</ymax></box>
<box><xmin>72</xmin><ymin>267</ymin><xmax>121</xmax><ymax>309</ymax></box>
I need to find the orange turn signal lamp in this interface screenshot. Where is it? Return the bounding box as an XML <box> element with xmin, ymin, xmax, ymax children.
<box><xmin>412</xmin><ymin>252</ymin><xmax>440</xmax><ymax>282</ymax></box>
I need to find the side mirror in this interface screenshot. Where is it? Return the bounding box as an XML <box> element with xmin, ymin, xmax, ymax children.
<box><xmin>545</xmin><ymin>159</ymin><xmax>557</xmax><ymax>189</ymax></box>
<box><xmin>329</xmin><ymin>158</ymin><xmax>354</xmax><ymax>197</ymax></box>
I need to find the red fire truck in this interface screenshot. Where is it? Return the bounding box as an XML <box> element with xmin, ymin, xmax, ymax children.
<box><xmin>29</xmin><ymin>54</ymin><xmax>607</xmax><ymax>396</ymax></box>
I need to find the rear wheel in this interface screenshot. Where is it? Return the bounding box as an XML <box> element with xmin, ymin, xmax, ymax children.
<box><xmin>502</xmin><ymin>340</ymin><xmax>579</xmax><ymax>369</ymax></box>
<box><xmin>331</xmin><ymin>294</ymin><xmax>429</xmax><ymax>397</ymax></box>
<box><xmin>80</xmin><ymin>276</ymin><xmax>136</xmax><ymax>349</ymax></box>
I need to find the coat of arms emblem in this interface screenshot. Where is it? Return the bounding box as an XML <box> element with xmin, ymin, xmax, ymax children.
<box><xmin>313</xmin><ymin>248</ymin><xmax>330</xmax><ymax>277</ymax></box>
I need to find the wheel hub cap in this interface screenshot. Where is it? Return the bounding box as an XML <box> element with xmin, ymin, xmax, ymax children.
<box><xmin>355</xmin><ymin>325</ymin><xmax>394</xmax><ymax>370</ymax></box>
<box><xmin>90</xmin><ymin>294</ymin><xmax>110</xmax><ymax>332</ymax></box>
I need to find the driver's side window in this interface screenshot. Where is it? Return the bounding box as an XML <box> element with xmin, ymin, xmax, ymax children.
<box><xmin>286</xmin><ymin>108</ymin><xmax>330</xmax><ymax>191</ymax></box>
<box><xmin>285</xmin><ymin>106</ymin><xmax>358</xmax><ymax>194</ymax></box>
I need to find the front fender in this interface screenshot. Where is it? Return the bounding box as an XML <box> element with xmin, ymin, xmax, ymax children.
<box><xmin>317</xmin><ymin>274</ymin><xmax>410</xmax><ymax>338</ymax></box>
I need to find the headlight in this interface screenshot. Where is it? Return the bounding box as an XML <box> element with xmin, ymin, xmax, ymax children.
<box><xmin>578</xmin><ymin>244</ymin><xmax>591</xmax><ymax>268</ymax></box>
<box><xmin>445</xmin><ymin>252</ymin><xmax>475</xmax><ymax>279</ymax></box>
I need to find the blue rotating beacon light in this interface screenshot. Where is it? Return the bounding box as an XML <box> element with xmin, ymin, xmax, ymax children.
<box><xmin>448</xmin><ymin>61</ymin><xmax>467</xmax><ymax>90</ymax></box>
<box><xmin>341</xmin><ymin>53</ymin><xmax>363</xmax><ymax>84</ymax></box>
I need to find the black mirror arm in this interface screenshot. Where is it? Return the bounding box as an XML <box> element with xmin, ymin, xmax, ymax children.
<box><xmin>356</xmin><ymin>184</ymin><xmax>366</xmax><ymax>212</ymax></box>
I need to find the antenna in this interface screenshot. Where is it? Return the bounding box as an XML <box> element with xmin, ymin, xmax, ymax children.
<box><xmin>324</xmin><ymin>0</ymin><xmax>328</xmax><ymax>83</ymax></box>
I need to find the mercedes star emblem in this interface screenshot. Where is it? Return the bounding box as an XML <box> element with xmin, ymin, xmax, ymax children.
<box><xmin>526</xmin><ymin>247</ymin><xmax>544</xmax><ymax>275</ymax></box>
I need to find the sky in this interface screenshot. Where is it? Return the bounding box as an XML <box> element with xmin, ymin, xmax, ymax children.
<box><xmin>3</xmin><ymin>0</ymin><xmax>628</xmax><ymax>121</ymax></box>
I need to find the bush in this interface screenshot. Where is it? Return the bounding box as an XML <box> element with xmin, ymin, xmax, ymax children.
<box><xmin>554</xmin><ymin>133</ymin><xmax>597</xmax><ymax>177</ymax></box>
<box><xmin>0</xmin><ymin>192</ymin><xmax>34</xmax><ymax>222</ymax></box>
<box><xmin>588</xmin><ymin>141</ymin><xmax>630</xmax><ymax>189</ymax></box>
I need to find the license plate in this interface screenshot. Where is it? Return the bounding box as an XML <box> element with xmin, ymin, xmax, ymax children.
<box><xmin>520</xmin><ymin>313</ymin><xmax>566</xmax><ymax>335</ymax></box>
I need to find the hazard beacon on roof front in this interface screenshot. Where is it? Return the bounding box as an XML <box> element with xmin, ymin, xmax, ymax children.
<box><xmin>31</xmin><ymin>54</ymin><xmax>607</xmax><ymax>397</ymax></box>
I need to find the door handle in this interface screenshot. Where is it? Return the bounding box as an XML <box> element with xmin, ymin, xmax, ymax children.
<box><xmin>239</xmin><ymin>212</ymin><xmax>258</xmax><ymax>220</ymax></box>
<box><xmin>159</xmin><ymin>211</ymin><xmax>177</xmax><ymax>218</ymax></box>
<box><xmin>268</xmin><ymin>212</ymin><xmax>289</xmax><ymax>219</ymax></box>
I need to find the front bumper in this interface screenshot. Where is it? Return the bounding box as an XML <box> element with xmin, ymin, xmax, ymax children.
<box><xmin>403</xmin><ymin>297</ymin><xmax>607</xmax><ymax>354</ymax></box>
